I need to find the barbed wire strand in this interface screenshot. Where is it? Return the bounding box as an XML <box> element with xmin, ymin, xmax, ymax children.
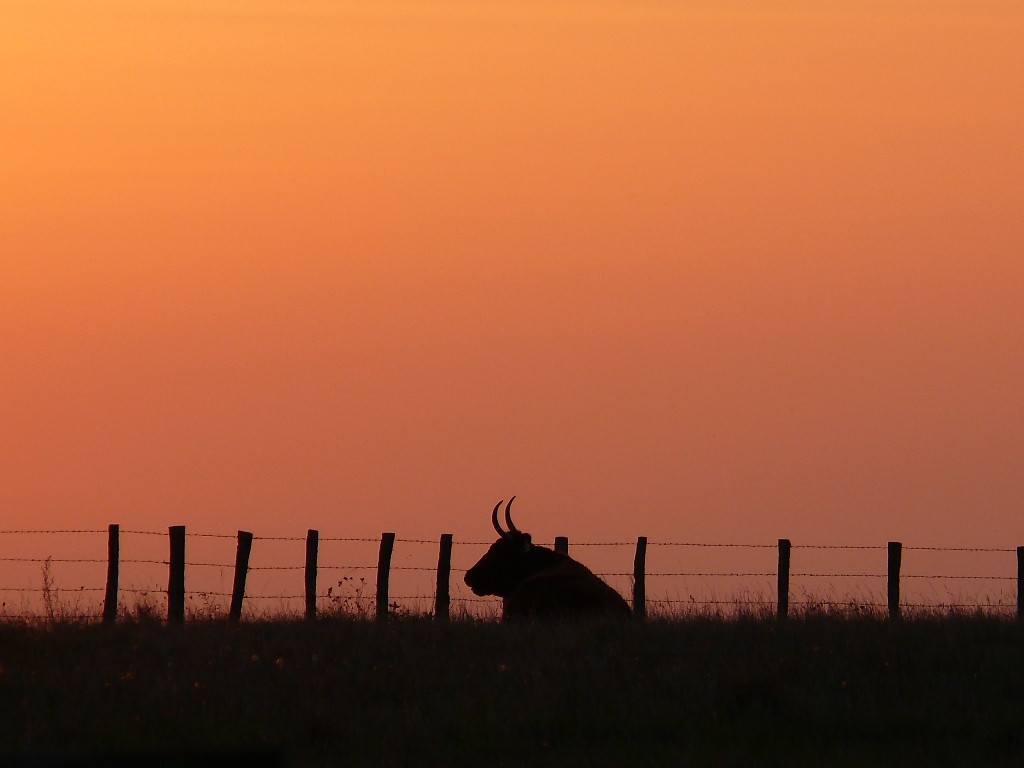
<box><xmin>0</xmin><ymin>587</ymin><xmax>105</xmax><ymax>592</ymax></box>
<box><xmin>0</xmin><ymin>528</ymin><xmax>1017</xmax><ymax>552</ymax></box>
<box><xmin>0</xmin><ymin>558</ymin><xmax>107</xmax><ymax>563</ymax></box>
<box><xmin>318</xmin><ymin>537</ymin><xmax>381</xmax><ymax>543</ymax></box>
<box><xmin>904</xmin><ymin>546</ymin><xmax>1017</xmax><ymax>553</ymax></box>
<box><xmin>593</xmin><ymin>572</ymin><xmax>1017</xmax><ymax>581</ymax></box>
<box><xmin>0</xmin><ymin>530</ymin><xmax>107</xmax><ymax>535</ymax></box>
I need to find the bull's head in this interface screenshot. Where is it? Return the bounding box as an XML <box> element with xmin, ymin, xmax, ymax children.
<box><xmin>464</xmin><ymin>497</ymin><xmax>537</xmax><ymax>598</ymax></box>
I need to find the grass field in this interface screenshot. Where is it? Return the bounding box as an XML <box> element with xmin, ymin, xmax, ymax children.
<box><xmin>1</xmin><ymin>610</ymin><xmax>1022</xmax><ymax>766</ymax></box>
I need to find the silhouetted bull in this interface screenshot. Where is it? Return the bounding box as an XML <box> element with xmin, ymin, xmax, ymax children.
<box><xmin>464</xmin><ymin>498</ymin><xmax>632</xmax><ymax>619</ymax></box>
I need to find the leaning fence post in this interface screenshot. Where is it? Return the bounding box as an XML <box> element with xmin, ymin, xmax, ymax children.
<box><xmin>633</xmin><ymin>536</ymin><xmax>647</xmax><ymax>620</ymax></box>
<box><xmin>435</xmin><ymin>534</ymin><xmax>453</xmax><ymax>620</ymax></box>
<box><xmin>554</xmin><ymin>536</ymin><xmax>569</xmax><ymax>554</ymax></box>
<box><xmin>103</xmin><ymin>524</ymin><xmax>119</xmax><ymax>623</ymax></box>
<box><xmin>168</xmin><ymin>526</ymin><xmax>186</xmax><ymax>623</ymax></box>
<box><xmin>376</xmin><ymin>532</ymin><xmax>396</xmax><ymax>622</ymax></box>
<box><xmin>888</xmin><ymin>541</ymin><xmax>902</xmax><ymax>619</ymax></box>
<box><xmin>229</xmin><ymin>530</ymin><xmax>253</xmax><ymax>623</ymax></box>
<box><xmin>777</xmin><ymin>538</ymin><xmax>791</xmax><ymax>620</ymax></box>
<box><xmin>1017</xmin><ymin>546</ymin><xmax>1023</xmax><ymax>622</ymax></box>
<box><xmin>305</xmin><ymin>529</ymin><xmax>319</xmax><ymax>620</ymax></box>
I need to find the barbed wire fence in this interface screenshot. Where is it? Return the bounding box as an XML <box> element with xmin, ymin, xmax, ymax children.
<box><xmin>0</xmin><ymin>527</ymin><xmax>1020</xmax><ymax>622</ymax></box>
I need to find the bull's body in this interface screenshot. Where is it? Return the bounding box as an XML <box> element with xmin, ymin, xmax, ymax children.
<box><xmin>502</xmin><ymin>554</ymin><xmax>632</xmax><ymax>619</ymax></box>
<box><xmin>464</xmin><ymin>498</ymin><xmax>632</xmax><ymax>620</ymax></box>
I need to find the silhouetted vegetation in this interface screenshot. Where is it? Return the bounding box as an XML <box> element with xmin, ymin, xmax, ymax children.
<box><xmin>1</xmin><ymin>610</ymin><xmax>1022</xmax><ymax>766</ymax></box>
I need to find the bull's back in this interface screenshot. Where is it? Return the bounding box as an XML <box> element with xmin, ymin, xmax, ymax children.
<box><xmin>503</xmin><ymin>560</ymin><xmax>631</xmax><ymax>619</ymax></box>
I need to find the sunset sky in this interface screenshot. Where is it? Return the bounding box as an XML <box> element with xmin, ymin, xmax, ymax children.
<box><xmin>2</xmin><ymin>0</ymin><xmax>1022</xmax><ymax>574</ymax></box>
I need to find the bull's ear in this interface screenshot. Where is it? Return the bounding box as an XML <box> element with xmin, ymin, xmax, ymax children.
<box><xmin>522</xmin><ymin>534</ymin><xmax>532</xmax><ymax>552</ymax></box>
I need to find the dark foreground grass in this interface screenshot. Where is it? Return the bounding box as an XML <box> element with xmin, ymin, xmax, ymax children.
<box><xmin>0</xmin><ymin>613</ymin><xmax>1022</xmax><ymax>767</ymax></box>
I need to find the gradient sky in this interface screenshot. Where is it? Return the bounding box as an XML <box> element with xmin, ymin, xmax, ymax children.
<box><xmin>2</xmin><ymin>0</ymin><xmax>1023</xmax><ymax>573</ymax></box>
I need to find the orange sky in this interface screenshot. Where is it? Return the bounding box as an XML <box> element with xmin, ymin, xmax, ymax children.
<box><xmin>2</xmin><ymin>0</ymin><xmax>1023</xmax><ymax>569</ymax></box>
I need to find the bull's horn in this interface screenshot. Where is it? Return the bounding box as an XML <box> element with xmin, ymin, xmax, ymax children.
<box><xmin>492</xmin><ymin>501</ymin><xmax>507</xmax><ymax>537</ymax></box>
<box><xmin>504</xmin><ymin>496</ymin><xmax>519</xmax><ymax>534</ymax></box>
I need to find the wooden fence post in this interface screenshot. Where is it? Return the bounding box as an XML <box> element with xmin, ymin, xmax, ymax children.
<box><xmin>229</xmin><ymin>530</ymin><xmax>253</xmax><ymax>623</ymax></box>
<box><xmin>376</xmin><ymin>532</ymin><xmax>396</xmax><ymax>622</ymax></box>
<box><xmin>777</xmin><ymin>538</ymin><xmax>791</xmax><ymax>620</ymax></box>
<box><xmin>888</xmin><ymin>541</ymin><xmax>902</xmax><ymax>619</ymax></box>
<box><xmin>554</xmin><ymin>536</ymin><xmax>569</xmax><ymax>555</ymax></box>
<box><xmin>633</xmin><ymin>536</ymin><xmax>647</xmax><ymax>620</ymax></box>
<box><xmin>305</xmin><ymin>529</ymin><xmax>319</xmax><ymax>620</ymax></box>
<box><xmin>435</xmin><ymin>534</ymin><xmax>453</xmax><ymax>620</ymax></box>
<box><xmin>1017</xmin><ymin>546</ymin><xmax>1023</xmax><ymax>622</ymax></box>
<box><xmin>168</xmin><ymin>526</ymin><xmax>186</xmax><ymax>623</ymax></box>
<box><xmin>103</xmin><ymin>524</ymin><xmax>119</xmax><ymax>624</ymax></box>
